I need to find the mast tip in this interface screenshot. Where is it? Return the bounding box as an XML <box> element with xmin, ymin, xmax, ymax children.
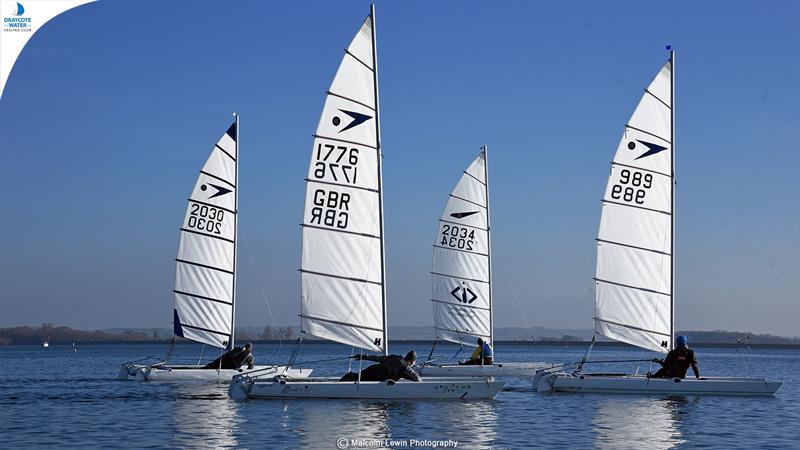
<box><xmin>665</xmin><ymin>45</ymin><xmax>672</xmax><ymax>51</ymax></box>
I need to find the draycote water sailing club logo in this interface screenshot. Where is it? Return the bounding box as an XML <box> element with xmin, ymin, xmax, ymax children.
<box><xmin>3</xmin><ymin>3</ymin><xmax>31</xmax><ymax>32</ymax></box>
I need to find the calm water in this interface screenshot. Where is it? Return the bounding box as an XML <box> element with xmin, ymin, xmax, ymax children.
<box><xmin>0</xmin><ymin>342</ymin><xmax>798</xmax><ymax>449</ymax></box>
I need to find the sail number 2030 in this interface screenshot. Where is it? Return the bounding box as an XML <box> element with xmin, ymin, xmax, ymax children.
<box><xmin>610</xmin><ymin>169</ymin><xmax>652</xmax><ymax>205</ymax></box>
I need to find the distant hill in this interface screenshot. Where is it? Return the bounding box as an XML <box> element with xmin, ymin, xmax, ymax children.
<box><xmin>1</xmin><ymin>323</ymin><xmax>798</xmax><ymax>346</ymax></box>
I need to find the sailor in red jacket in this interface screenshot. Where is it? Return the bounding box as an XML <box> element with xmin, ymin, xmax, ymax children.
<box><xmin>651</xmin><ymin>335</ymin><xmax>700</xmax><ymax>379</ymax></box>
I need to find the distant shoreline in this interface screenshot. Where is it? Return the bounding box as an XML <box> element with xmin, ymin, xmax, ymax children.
<box><xmin>7</xmin><ymin>339</ymin><xmax>799</xmax><ymax>350</ymax></box>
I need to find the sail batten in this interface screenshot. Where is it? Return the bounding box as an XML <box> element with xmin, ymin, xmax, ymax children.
<box><xmin>173</xmin><ymin>119</ymin><xmax>238</xmax><ymax>349</ymax></box>
<box><xmin>300</xmin><ymin>12</ymin><xmax>386</xmax><ymax>353</ymax></box>
<box><xmin>431</xmin><ymin>150</ymin><xmax>492</xmax><ymax>345</ymax></box>
<box><xmin>595</xmin><ymin>59</ymin><xmax>673</xmax><ymax>353</ymax></box>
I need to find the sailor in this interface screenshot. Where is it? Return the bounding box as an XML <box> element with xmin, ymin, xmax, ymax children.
<box><xmin>203</xmin><ymin>342</ymin><xmax>255</xmax><ymax>370</ymax></box>
<box><xmin>460</xmin><ymin>338</ymin><xmax>494</xmax><ymax>365</ymax></box>
<box><xmin>651</xmin><ymin>335</ymin><xmax>700</xmax><ymax>379</ymax></box>
<box><xmin>339</xmin><ymin>350</ymin><xmax>422</xmax><ymax>382</ymax></box>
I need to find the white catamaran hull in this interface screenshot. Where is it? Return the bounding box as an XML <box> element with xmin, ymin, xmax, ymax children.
<box><xmin>420</xmin><ymin>362</ymin><xmax>552</xmax><ymax>377</ymax></box>
<box><xmin>534</xmin><ymin>373</ymin><xmax>782</xmax><ymax>396</ymax></box>
<box><xmin>119</xmin><ymin>364</ymin><xmax>311</xmax><ymax>382</ymax></box>
<box><xmin>229</xmin><ymin>376</ymin><xmax>504</xmax><ymax>400</ymax></box>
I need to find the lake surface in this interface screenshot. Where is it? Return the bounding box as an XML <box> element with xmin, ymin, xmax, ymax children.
<box><xmin>1</xmin><ymin>342</ymin><xmax>797</xmax><ymax>449</ymax></box>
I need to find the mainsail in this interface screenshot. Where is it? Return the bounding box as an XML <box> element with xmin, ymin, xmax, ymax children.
<box><xmin>431</xmin><ymin>148</ymin><xmax>492</xmax><ymax>344</ymax></box>
<box><xmin>173</xmin><ymin>118</ymin><xmax>239</xmax><ymax>349</ymax></box>
<box><xmin>595</xmin><ymin>58</ymin><xmax>674</xmax><ymax>353</ymax></box>
<box><xmin>300</xmin><ymin>9</ymin><xmax>387</xmax><ymax>353</ymax></box>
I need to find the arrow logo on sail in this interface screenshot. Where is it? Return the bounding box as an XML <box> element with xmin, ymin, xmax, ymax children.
<box><xmin>630</xmin><ymin>140</ymin><xmax>668</xmax><ymax>160</ymax></box>
<box><xmin>333</xmin><ymin>109</ymin><xmax>372</xmax><ymax>133</ymax></box>
<box><xmin>200</xmin><ymin>183</ymin><xmax>232</xmax><ymax>199</ymax></box>
<box><xmin>450</xmin><ymin>211</ymin><xmax>479</xmax><ymax>219</ymax></box>
<box><xmin>451</xmin><ymin>285</ymin><xmax>477</xmax><ymax>304</ymax></box>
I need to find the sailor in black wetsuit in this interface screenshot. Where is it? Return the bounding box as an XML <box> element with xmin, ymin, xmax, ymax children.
<box><xmin>203</xmin><ymin>342</ymin><xmax>255</xmax><ymax>370</ymax></box>
<box><xmin>651</xmin><ymin>335</ymin><xmax>700</xmax><ymax>379</ymax></box>
<box><xmin>339</xmin><ymin>350</ymin><xmax>422</xmax><ymax>382</ymax></box>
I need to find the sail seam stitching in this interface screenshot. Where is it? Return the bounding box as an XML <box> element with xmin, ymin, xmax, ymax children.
<box><xmin>313</xmin><ymin>134</ymin><xmax>377</xmax><ymax>150</ymax></box>
<box><xmin>431</xmin><ymin>298</ymin><xmax>491</xmax><ymax>311</ymax></box>
<box><xmin>644</xmin><ymin>89</ymin><xmax>671</xmax><ymax>109</ymax></box>
<box><xmin>326</xmin><ymin>90</ymin><xmax>376</xmax><ymax>112</ymax></box>
<box><xmin>176</xmin><ymin>258</ymin><xmax>234</xmax><ymax>275</ymax></box>
<box><xmin>596</xmin><ymin>238</ymin><xmax>671</xmax><ymax>256</ymax></box>
<box><xmin>343</xmin><ymin>49</ymin><xmax>374</xmax><ymax>72</ymax></box>
<box><xmin>438</xmin><ymin>218</ymin><xmax>488</xmax><ymax>231</ymax></box>
<box><xmin>305</xmin><ymin>178</ymin><xmax>379</xmax><ymax>193</ymax></box>
<box><xmin>300</xmin><ymin>269</ymin><xmax>382</xmax><ymax>286</ymax></box>
<box><xmin>215</xmin><ymin>144</ymin><xmax>236</xmax><ymax>162</ymax></box>
<box><xmin>595</xmin><ymin>317</ymin><xmax>670</xmax><ymax>337</ymax></box>
<box><xmin>449</xmin><ymin>194</ymin><xmax>487</xmax><ymax>209</ymax></box>
<box><xmin>625</xmin><ymin>125</ymin><xmax>671</xmax><ymax>144</ymax></box>
<box><xmin>187</xmin><ymin>199</ymin><xmax>235</xmax><ymax>216</ymax></box>
<box><xmin>432</xmin><ymin>244</ymin><xmax>489</xmax><ymax>257</ymax></box>
<box><xmin>594</xmin><ymin>277</ymin><xmax>670</xmax><ymax>297</ymax></box>
<box><xmin>430</xmin><ymin>272</ymin><xmax>489</xmax><ymax>284</ymax></box>
<box><xmin>300</xmin><ymin>223</ymin><xmax>380</xmax><ymax>240</ymax></box>
<box><xmin>199</xmin><ymin>170</ymin><xmax>235</xmax><ymax>189</ymax></box>
<box><xmin>180</xmin><ymin>228</ymin><xmax>235</xmax><ymax>244</ymax></box>
<box><xmin>174</xmin><ymin>290</ymin><xmax>233</xmax><ymax>306</ymax></box>
<box><xmin>602</xmin><ymin>200</ymin><xmax>671</xmax><ymax>215</ymax></box>
<box><xmin>301</xmin><ymin>314</ymin><xmax>382</xmax><ymax>333</ymax></box>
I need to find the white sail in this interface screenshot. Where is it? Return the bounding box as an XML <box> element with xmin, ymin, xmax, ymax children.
<box><xmin>173</xmin><ymin>120</ymin><xmax>238</xmax><ymax>349</ymax></box>
<box><xmin>431</xmin><ymin>149</ymin><xmax>492</xmax><ymax>344</ymax></box>
<box><xmin>300</xmin><ymin>14</ymin><xmax>387</xmax><ymax>352</ymax></box>
<box><xmin>595</xmin><ymin>61</ymin><xmax>673</xmax><ymax>353</ymax></box>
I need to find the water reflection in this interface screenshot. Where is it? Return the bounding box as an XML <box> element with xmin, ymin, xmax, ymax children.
<box><xmin>288</xmin><ymin>397</ymin><xmax>499</xmax><ymax>449</ymax></box>
<box><xmin>296</xmin><ymin>400</ymin><xmax>391</xmax><ymax>448</ymax></box>
<box><xmin>170</xmin><ymin>384</ymin><xmax>238</xmax><ymax>449</ymax></box>
<box><xmin>592</xmin><ymin>396</ymin><xmax>694</xmax><ymax>450</ymax></box>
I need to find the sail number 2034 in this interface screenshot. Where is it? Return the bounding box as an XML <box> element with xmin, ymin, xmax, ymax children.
<box><xmin>610</xmin><ymin>169</ymin><xmax>652</xmax><ymax>205</ymax></box>
<box><xmin>440</xmin><ymin>225</ymin><xmax>475</xmax><ymax>251</ymax></box>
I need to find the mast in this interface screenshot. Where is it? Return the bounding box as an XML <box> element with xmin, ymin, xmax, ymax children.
<box><xmin>229</xmin><ymin>112</ymin><xmax>239</xmax><ymax>350</ymax></box>
<box><xmin>669</xmin><ymin>49</ymin><xmax>675</xmax><ymax>351</ymax></box>
<box><xmin>482</xmin><ymin>145</ymin><xmax>493</xmax><ymax>344</ymax></box>
<box><xmin>370</xmin><ymin>4</ymin><xmax>388</xmax><ymax>356</ymax></box>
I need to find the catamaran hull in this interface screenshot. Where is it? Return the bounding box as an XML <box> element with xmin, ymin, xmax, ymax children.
<box><xmin>229</xmin><ymin>376</ymin><xmax>504</xmax><ymax>400</ymax></box>
<box><xmin>119</xmin><ymin>364</ymin><xmax>311</xmax><ymax>382</ymax></box>
<box><xmin>420</xmin><ymin>362</ymin><xmax>551</xmax><ymax>377</ymax></box>
<box><xmin>534</xmin><ymin>373</ymin><xmax>782</xmax><ymax>396</ymax></box>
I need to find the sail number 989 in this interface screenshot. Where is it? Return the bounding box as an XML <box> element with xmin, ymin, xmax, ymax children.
<box><xmin>440</xmin><ymin>224</ymin><xmax>475</xmax><ymax>251</ymax></box>
<box><xmin>314</xmin><ymin>143</ymin><xmax>359</xmax><ymax>184</ymax></box>
<box><xmin>611</xmin><ymin>169</ymin><xmax>652</xmax><ymax>205</ymax></box>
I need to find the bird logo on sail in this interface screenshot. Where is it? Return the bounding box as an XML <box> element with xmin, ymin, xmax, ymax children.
<box><xmin>450</xmin><ymin>211</ymin><xmax>479</xmax><ymax>219</ymax></box>
<box><xmin>200</xmin><ymin>183</ymin><xmax>232</xmax><ymax>199</ymax></box>
<box><xmin>451</xmin><ymin>285</ymin><xmax>477</xmax><ymax>304</ymax></box>
<box><xmin>332</xmin><ymin>109</ymin><xmax>372</xmax><ymax>132</ymax></box>
<box><xmin>629</xmin><ymin>139</ymin><xmax>668</xmax><ymax>160</ymax></box>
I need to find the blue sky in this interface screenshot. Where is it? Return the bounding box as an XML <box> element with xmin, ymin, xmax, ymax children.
<box><xmin>1</xmin><ymin>1</ymin><xmax>798</xmax><ymax>336</ymax></box>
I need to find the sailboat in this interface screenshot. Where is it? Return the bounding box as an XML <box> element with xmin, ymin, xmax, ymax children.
<box><xmin>534</xmin><ymin>50</ymin><xmax>782</xmax><ymax>395</ymax></box>
<box><xmin>419</xmin><ymin>147</ymin><xmax>549</xmax><ymax>377</ymax></box>
<box><xmin>42</xmin><ymin>337</ymin><xmax>49</xmax><ymax>348</ymax></box>
<box><xmin>119</xmin><ymin>116</ymin><xmax>310</xmax><ymax>382</ymax></box>
<box><xmin>229</xmin><ymin>6</ymin><xmax>503</xmax><ymax>400</ymax></box>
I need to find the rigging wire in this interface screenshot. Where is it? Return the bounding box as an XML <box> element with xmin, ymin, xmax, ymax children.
<box><xmin>507</xmin><ymin>275</ymin><xmax>534</xmax><ymax>340</ymax></box>
<box><xmin>240</xmin><ymin>230</ymin><xmax>282</xmax><ymax>358</ymax></box>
